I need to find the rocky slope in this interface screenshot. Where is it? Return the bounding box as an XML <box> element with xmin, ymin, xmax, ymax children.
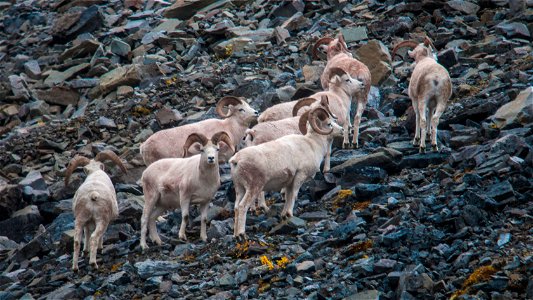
<box><xmin>0</xmin><ymin>0</ymin><xmax>532</xmax><ymax>299</ymax></box>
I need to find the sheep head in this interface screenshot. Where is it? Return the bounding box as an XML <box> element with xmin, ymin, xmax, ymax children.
<box><xmin>216</xmin><ymin>96</ymin><xmax>258</xmax><ymax>125</ymax></box>
<box><xmin>299</xmin><ymin>107</ymin><xmax>342</xmax><ymax>136</ymax></box>
<box><xmin>312</xmin><ymin>32</ymin><xmax>350</xmax><ymax>60</ymax></box>
<box><xmin>64</xmin><ymin>150</ymin><xmax>127</xmax><ymax>185</ymax></box>
<box><xmin>292</xmin><ymin>95</ymin><xmax>337</xmax><ymax>120</ymax></box>
<box><xmin>184</xmin><ymin>131</ymin><xmax>233</xmax><ymax>165</ymax></box>
<box><xmin>392</xmin><ymin>36</ymin><xmax>436</xmax><ymax>62</ymax></box>
<box><xmin>328</xmin><ymin>67</ymin><xmax>365</xmax><ymax>97</ymax></box>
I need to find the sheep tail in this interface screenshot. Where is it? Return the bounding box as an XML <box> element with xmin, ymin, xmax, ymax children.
<box><xmin>89</xmin><ymin>191</ymin><xmax>100</xmax><ymax>201</ymax></box>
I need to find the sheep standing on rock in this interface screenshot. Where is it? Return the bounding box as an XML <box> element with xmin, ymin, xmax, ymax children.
<box><xmin>140</xmin><ymin>96</ymin><xmax>257</xmax><ymax>165</ymax></box>
<box><xmin>65</xmin><ymin>150</ymin><xmax>128</xmax><ymax>271</ymax></box>
<box><xmin>140</xmin><ymin>131</ymin><xmax>233</xmax><ymax>250</ymax></box>
<box><xmin>313</xmin><ymin>32</ymin><xmax>372</xmax><ymax>148</ymax></box>
<box><xmin>230</xmin><ymin>107</ymin><xmax>343</xmax><ymax>239</ymax></box>
<box><xmin>392</xmin><ymin>37</ymin><xmax>452</xmax><ymax>153</ymax></box>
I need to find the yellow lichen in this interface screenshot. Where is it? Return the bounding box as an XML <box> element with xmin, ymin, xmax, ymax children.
<box><xmin>260</xmin><ymin>255</ymin><xmax>274</xmax><ymax>270</ymax></box>
<box><xmin>450</xmin><ymin>265</ymin><xmax>498</xmax><ymax>299</ymax></box>
<box><xmin>232</xmin><ymin>240</ymin><xmax>250</xmax><ymax>259</ymax></box>
<box><xmin>352</xmin><ymin>200</ymin><xmax>371</xmax><ymax>211</ymax></box>
<box><xmin>94</xmin><ymin>290</ymin><xmax>102</xmax><ymax>297</ymax></box>
<box><xmin>224</xmin><ymin>44</ymin><xmax>233</xmax><ymax>57</ymax></box>
<box><xmin>183</xmin><ymin>253</ymin><xmax>195</xmax><ymax>262</ymax></box>
<box><xmin>258</xmin><ymin>279</ymin><xmax>270</xmax><ymax>293</ymax></box>
<box><xmin>110</xmin><ymin>262</ymin><xmax>122</xmax><ymax>272</ymax></box>
<box><xmin>276</xmin><ymin>256</ymin><xmax>290</xmax><ymax>269</ymax></box>
<box><xmin>332</xmin><ymin>189</ymin><xmax>353</xmax><ymax>210</ymax></box>
<box><xmin>350</xmin><ymin>240</ymin><xmax>373</xmax><ymax>253</ymax></box>
<box><xmin>132</xmin><ymin>106</ymin><xmax>151</xmax><ymax>116</ymax></box>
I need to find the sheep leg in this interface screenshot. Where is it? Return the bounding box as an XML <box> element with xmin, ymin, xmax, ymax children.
<box><xmin>179</xmin><ymin>197</ymin><xmax>190</xmax><ymax>241</ymax></box>
<box><xmin>72</xmin><ymin>219</ymin><xmax>84</xmax><ymax>272</ymax></box>
<box><xmin>233</xmin><ymin>183</ymin><xmax>245</xmax><ymax>237</ymax></box>
<box><xmin>411</xmin><ymin>100</ymin><xmax>420</xmax><ymax>146</ymax></box>
<box><xmin>82</xmin><ymin>224</ymin><xmax>91</xmax><ymax>254</ymax></box>
<box><xmin>199</xmin><ymin>202</ymin><xmax>209</xmax><ymax>242</ymax></box>
<box><xmin>342</xmin><ymin>110</ymin><xmax>351</xmax><ymax>149</ymax></box>
<box><xmin>418</xmin><ymin>98</ymin><xmax>428</xmax><ymax>153</ymax></box>
<box><xmin>236</xmin><ymin>188</ymin><xmax>260</xmax><ymax>239</ymax></box>
<box><xmin>140</xmin><ymin>196</ymin><xmax>153</xmax><ymax>251</ymax></box>
<box><xmin>352</xmin><ymin>99</ymin><xmax>366</xmax><ymax>148</ymax></box>
<box><xmin>89</xmin><ymin>221</ymin><xmax>107</xmax><ymax>269</ymax></box>
<box><xmin>281</xmin><ymin>175</ymin><xmax>305</xmax><ymax>220</ymax></box>
<box><xmin>323</xmin><ymin>140</ymin><xmax>332</xmax><ymax>173</ymax></box>
<box><xmin>253</xmin><ymin>192</ymin><xmax>269</xmax><ymax>213</ymax></box>
<box><xmin>148</xmin><ymin>206</ymin><xmax>164</xmax><ymax>246</ymax></box>
<box><xmin>430</xmin><ymin>101</ymin><xmax>446</xmax><ymax>152</ymax></box>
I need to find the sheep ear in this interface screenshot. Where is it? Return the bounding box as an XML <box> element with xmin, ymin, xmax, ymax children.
<box><xmin>331</xmin><ymin>75</ymin><xmax>341</xmax><ymax>85</ymax></box>
<box><xmin>407</xmin><ymin>50</ymin><xmax>415</xmax><ymax>58</ymax></box>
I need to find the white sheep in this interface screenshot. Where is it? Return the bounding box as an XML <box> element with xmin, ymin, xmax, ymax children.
<box><xmin>140</xmin><ymin>131</ymin><xmax>233</xmax><ymax>250</ymax></box>
<box><xmin>140</xmin><ymin>96</ymin><xmax>257</xmax><ymax>165</ymax></box>
<box><xmin>313</xmin><ymin>32</ymin><xmax>372</xmax><ymax>148</ymax></box>
<box><xmin>392</xmin><ymin>37</ymin><xmax>452</xmax><ymax>152</ymax></box>
<box><xmin>230</xmin><ymin>107</ymin><xmax>343</xmax><ymax>239</ymax></box>
<box><xmin>65</xmin><ymin>150</ymin><xmax>128</xmax><ymax>271</ymax></box>
<box><xmin>257</xmin><ymin>68</ymin><xmax>364</xmax><ymax>152</ymax></box>
<box><xmin>241</xmin><ymin>96</ymin><xmax>332</xmax><ymax>212</ymax></box>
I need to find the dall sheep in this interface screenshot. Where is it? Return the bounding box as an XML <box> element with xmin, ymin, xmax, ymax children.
<box><xmin>392</xmin><ymin>37</ymin><xmax>452</xmax><ymax>153</ymax></box>
<box><xmin>230</xmin><ymin>107</ymin><xmax>343</xmax><ymax>239</ymax></box>
<box><xmin>65</xmin><ymin>150</ymin><xmax>128</xmax><ymax>271</ymax></box>
<box><xmin>140</xmin><ymin>96</ymin><xmax>257</xmax><ymax>165</ymax></box>
<box><xmin>313</xmin><ymin>32</ymin><xmax>372</xmax><ymax>148</ymax></box>
<box><xmin>140</xmin><ymin>131</ymin><xmax>233</xmax><ymax>250</ymax></box>
<box><xmin>241</xmin><ymin>96</ymin><xmax>332</xmax><ymax>212</ymax></box>
<box><xmin>257</xmin><ymin>68</ymin><xmax>364</xmax><ymax>152</ymax></box>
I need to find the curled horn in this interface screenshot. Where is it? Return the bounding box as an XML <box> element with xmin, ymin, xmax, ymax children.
<box><xmin>337</xmin><ymin>32</ymin><xmax>348</xmax><ymax>50</ymax></box>
<box><xmin>328</xmin><ymin>67</ymin><xmax>348</xmax><ymax>80</ymax></box>
<box><xmin>64</xmin><ymin>156</ymin><xmax>90</xmax><ymax>186</ymax></box>
<box><xmin>298</xmin><ymin>111</ymin><xmax>311</xmax><ymax>135</ymax></box>
<box><xmin>312</xmin><ymin>37</ymin><xmax>334</xmax><ymax>59</ymax></box>
<box><xmin>319</xmin><ymin>95</ymin><xmax>337</xmax><ymax>120</ymax></box>
<box><xmin>391</xmin><ymin>40</ymin><xmax>419</xmax><ymax>59</ymax></box>
<box><xmin>183</xmin><ymin>133</ymin><xmax>209</xmax><ymax>157</ymax></box>
<box><xmin>211</xmin><ymin>131</ymin><xmax>234</xmax><ymax>154</ymax></box>
<box><xmin>423</xmin><ymin>36</ymin><xmax>436</xmax><ymax>52</ymax></box>
<box><xmin>95</xmin><ymin>150</ymin><xmax>128</xmax><ymax>174</ymax></box>
<box><xmin>292</xmin><ymin>97</ymin><xmax>317</xmax><ymax>116</ymax></box>
<box><xmin>309</xmin><ymin>107</ymin><xmax>333</xmax><ymax>135</ymax></box>
<box><xmin>215</xmin><ymin>96</ymin><xmax>243</xmax><ymax>118</ymax></box>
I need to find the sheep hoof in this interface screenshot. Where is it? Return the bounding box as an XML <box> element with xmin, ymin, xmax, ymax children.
<box><xmin>90</xmin><ymin>262</ymin><xmax>98</xmax><ymax>270</ymax></box>
<box><xmin>238</xmin><ymin>233</ymin><xmax>248</xmax><ymax>242</ymax></box>
<box><xmin>342</xmin><ymin>142</ymin><xmax>352</xmax><ymax>149</ymax></box>
<box><xmin>179</xmin><ymin>235</ymin><xmax>188</xmax><ymax>241</ymax></box>
<box><xmin>72</xmin><ymin>265</ymin><xmax>79</xmax><ymax>272</ymax></box>
<box><xmin>353</xmin><ymin>142</ymin><xmax>359</xmax><ymax>149</ymax></box>
<box><xmin>431</xmin><ymin>144</ymin><xmax>438</xmax><ymax>152</ymax></box>
<box><xmin>412</xmin><ymin>138</ymin><xmax>420</xmax><ymax>146</ymax></box>
<box><xmin>419</xmin><ymin>146</ymin><xmax>426</xmax><ymax>154</ymax></box>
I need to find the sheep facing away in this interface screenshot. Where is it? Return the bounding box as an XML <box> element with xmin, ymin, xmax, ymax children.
<box><xmin>65</xmin><ymin>150</ymin><xmax>128</xmax><ymax>271</ymax></box>
<box><xmin>313</xmin><ymin>32</ymin><xmax>372</xmax><ymax>148</ymax></box>
<box><xmin>140</xmin><ymin>131</ymin><xmax>233</xmax><ymax>250</ymax></box>
<box><xmin>140</xmin><ymin>96</ymin><xmax>257</xmax><ymax>165</ymax></box>
<box><xmin>392</xmin><ymin>37</ymin><xmax>452</xmax><ymax>153</ymax></box>
<box><xmin>230</xmin><ymin>107</ymin><xmax>343</xmax><ymax>239</ymax></box>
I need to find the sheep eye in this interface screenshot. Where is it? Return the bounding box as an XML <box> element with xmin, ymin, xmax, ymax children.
<box><xmin>200</xmin><ymin>149</ymin><xmax>205</xmax><ymax>153</ymax></box>
<box><xmin>345</xmin><ymin>79</ymin><xmax>350</xmax><ymax>82</ymax></box>
<box><xmin>216</xmin><ymin>148</ymin><xmax>220</xmax><ymax>151</ymax></box>
<box><xmin>239</xmin><ymin>108</ymin><xmax>245</xmax><ymax>112</ymax></box>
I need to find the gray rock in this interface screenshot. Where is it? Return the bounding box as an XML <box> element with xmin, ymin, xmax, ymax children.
<box><xmin>24</xmin><ymin>60</ymin><xmax>41</xmax><ymax>79</ymax></box>
<box><xmin>0</xmin><ymin>236</ymin><xmax>19</xmax><ymax>251</ymax></box>
<box><xmin>437</xmin><ymin>48</ymin><xmax>458</xmax><ymax>69</ymax></box>
<box><xmin>35</xmin><ymin>87</ymin><xmax>80</xmax><ymax>106</ymax></box>
<box><xmin>400</xmin><ymin>152</ymin><xmax>450</xmax><ymax>169</ymax></box>
<box><xmin>8</xmin><ymin>75</ymin><xmax>30</xmax><ymax>99</ymax></box>
<box><xmin>218</xmin><ymin>273</ymin><xmax>236</xmax><ymax>287</ymax></box>
<box><xmin>98</xmin><ymin>64</ymin><xmax>142</xmax><ymax>95</ymax></box>
<box><xmin>447</xmin><ymin>0</ymin><xmax>480</xmax><ymax>14</ymax></box>
<box><xmin>98</xmin><ymin>116</ymin><xmax>117</xmax><ymax>129</ymax></box>
<box><xmin>0</xmin><ymin>205</ymin><xmax>43</xmax><ymax>242</ymax></box>
<box><xmin>491</xmin><ymin>87</ymin><xmax>533</xmax><ymax>129</ymax></box>
<box><xmin>270</xmin><ymin>216</ymin><xmax>306</xmax><ymax>234</ymax></box>
<box><xmin>355</xmin><ymin>40</ymin><xmax>391</xmax><ymax>86</ymax></box>
<box><xmin>0</xmin><ymin>184</ymin><xmax>22</xmax><ymax>221</ymax></box>
<box><xmin>45</xmin><ymin>283</ymin><xmax>79</xmax><ymax>300</ymax></box>
<box><xmin>110</xmin><ymin>39</ymin><xmax>131</xmax><ymax>57</ymax></box>
<box><xmin>341</xmin><ymin>26</ymin><xmax>368</xmax><ymax>43</ymax></box>
<box><xmin>344</xmin><ymin>290</ymin><xmax>380</xmax><ymax>300</ymax></box>
<box><xmin>496</xmin><ymin>22</ymin><xmax>531</xmax><ymax>39</ymax></box>
<box><xmin>374</xmin><ymin>259</ymin><xmax>397</xmax><ymax>274</ymax></box>
<box><xmin>296</xmin><ymin>260</ymin><xmax>315</xmax><ymax>272</ymax></box>
<box><xmin>135</xmin><ymin>259</ymin><xmax>182</xmax><ymax>279</ymax></box>
<box><xmin>103</xmin><ymin>271</ymin><xmax>131</xmax><ymax>286</ymax></box>
<box><xmin>155</xmin><ymin>106</ymin><xmax>183</xmax><ymax>126</ymax></box>
<box><xmin>299</xmin><ymin>211</ymin><xmax>328</xmax><ymax>221</ymax></box>
<box><xmin>207</xmin><ymin>220</ymin><xmax>230</xmax><ymax>240</ymax></box>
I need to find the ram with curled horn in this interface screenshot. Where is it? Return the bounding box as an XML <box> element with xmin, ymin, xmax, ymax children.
<box><xmin>313</xmin><ymin>32</ymin><xmax>372</xmax><ymax>149</ymax></box>
<box><xmin>391</xmin><ymin>36</ymin><xmax>453</xmax><ymax>153</ymax></box>
<box><xmin>140</xmin><ymin>131</ymin><xmax>234</xmax><ymax>248</ymax></box>
<box><xmin>230</xmin><ymin>106</ymin><xmax>344</xmax><ymax>240</ymax></box>
<box><xmin>140</xmin><ymin>95</ymin><xmax>259</xmax><ymax>165</ymax></box>
<box><xmin>66</xmin><ymin>150</ymin><xmax>127</xmax><ymax>272</ymax></box>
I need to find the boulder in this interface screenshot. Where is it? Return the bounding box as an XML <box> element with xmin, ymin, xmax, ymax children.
<box><xmin>491</xmin><ymin>87</ymin><xmax>533</xmax><ymax>128</ymax></box>
<box><xmin>355</xmin><ymin>40</ymin><xmax>392</xmax><ymax>86</ymax></box>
